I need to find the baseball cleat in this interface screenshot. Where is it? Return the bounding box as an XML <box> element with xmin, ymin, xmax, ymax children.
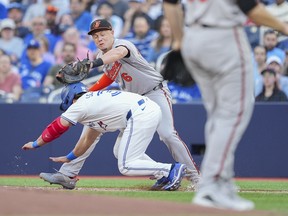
<box><xmin>150</xmin><ymin>176</ymin><xmax>169</xmax><ymax>191</ymax></box>
<box><xmin>39</xmin><ymin>172</ymin><xmax>78</xmax><ymax>189</ymax></box>
<box><xmin>163</xmin><ymin>163</ymin><xmax>187</xmax><ymax>191</ymax></box>
<box><xmin>193</xmin><ymin>183</ymin><xmax>254</xmax><ymax>211</ymax></box>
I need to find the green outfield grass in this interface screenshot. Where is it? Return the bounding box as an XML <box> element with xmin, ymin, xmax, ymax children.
<box><xmin>0</xmin><ymin>176</ymin><xmax>287</xmax><ymax>212</ymax></box>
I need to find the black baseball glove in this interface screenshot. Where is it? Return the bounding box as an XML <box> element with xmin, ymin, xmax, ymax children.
<box><xmin>56</xmin><ymin>58</ymin><xmax>91</xmax><ymax>84</ymax></box>
<box><xmin>160</xmin><ymin>50</ymin><xmax>195</xmax><ymax>86</ymax></box>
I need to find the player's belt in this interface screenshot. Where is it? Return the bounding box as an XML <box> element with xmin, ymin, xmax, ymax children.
<box><xmin>153</xmin><ymin>82</ymin><xmax>163</xmax><ymax>91</ymax></box>
<box><xmin>126</xmin><ymin>99</ymin><xmax>145</xmax><ymax>120</ymax></box>
<box><xmin>142</xmin><ymin>82</ymin><xmax>164</xmax><ymax>96</ymax></box>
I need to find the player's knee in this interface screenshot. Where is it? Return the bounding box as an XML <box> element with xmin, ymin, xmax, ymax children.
<box><xmin>118</xmin><ymin>163</ymin><xmax>132</xmax><ymax>176</ymax></box>
<box><xmin>118</xmin><ymin>164</ymin><xmax>128</xmax><ymax>175</ymax></box>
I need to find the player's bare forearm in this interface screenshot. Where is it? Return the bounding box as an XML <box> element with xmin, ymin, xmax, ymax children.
<box><xmin>89</xmin><ymin>73</ymin><xmax>114</xmax><ymax>91</ymax></box>
<box><xmin>73</xmin><ymin>128</ymin><xmax>101</xmax><ymax>157</ymax></box>
<box><xmin>163</xmin><ymin>2</ymin><xmax>183</xmax><ymax>50</ymax></box>
<box><xmin>248</xmin><ymin>3</ymin><xmax>288</xmax><ymax>35</ymax></box>
<box><xmin>50</xmin><ymin>129</ymin><xmax>100</xmax><ymax>163</ymax></box>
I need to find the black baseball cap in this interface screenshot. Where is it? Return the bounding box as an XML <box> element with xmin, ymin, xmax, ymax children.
<box><xmin>88</xmin><ymin>19</ymin><xmax>112</xmax><ymax>35</ymax></box>
<box><xmin>261</xmin><ymin>68</ymin><xmax>276</xmax><ymax>76</ymax></box>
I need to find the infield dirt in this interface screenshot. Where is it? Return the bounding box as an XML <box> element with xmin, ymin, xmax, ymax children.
<box><xmin>0</xmin><ymin>186</ymin><xmax>285</xmax><ymax>216</ymax></box>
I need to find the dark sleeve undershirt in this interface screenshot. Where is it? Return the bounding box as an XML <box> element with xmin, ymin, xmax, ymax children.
<box><xmin>236</xmin><ymin>0</ymin><xmax>258</xmax><ymax>14</ymax></box>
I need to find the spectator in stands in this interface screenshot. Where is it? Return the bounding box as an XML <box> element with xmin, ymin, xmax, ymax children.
<box><xmin>54</xmin><ymin>27</ymin><xmax>93</xmax><ymax>64</ymax></box>
<box><xmin>146</xmin><ymin>16</ymin><xmax>172</xmax><ymax>66</ymax></box>
<box><xmin>108</xmin><ymin>0</ymin><xmax>129</xmax><ymax>20</ymax></box>
<box><xmin>124</xmin><ymin>14</ymin><xmax>158</xmax><ymax>60</ymax></box>
<box><xmin>144</xmin><ymin>0</ymin><xmax>163</xmax><ymax>21</ymax></box>
<box><xmin>51</xmin><ymin>0</ymin><xmax>70</xmax><ymax>17</ymax></box>
<box><xmin>0</xmin><ymin>54</ymin><xmax>22</xmax><ymax>101</ymax></box>
<box><xmin>43</xmin><ymin>42</ymin><xmax>76</xmax><ymax>90</ymax></box>
<box><xmin>84</xmin><ymin>0</ymin><xmax>94</xmax><ymax>11</ymax></box>
<box><xmin>7</xmin><ymin>2</ymin><xmax>30</xmax><ymax>39</ymax></box>
<box><xmin>19</xmin><ymin>39</ymin><xmax>52</xmax><ymax>91</ymax></box>
<box><xmin>90</xmin><ymin>0</ymin><xmax>129</xmax><ymax>21</ymax></box>
<box><xmin>254</xmin><ymin>45</ymin><xmax>267</xmax><ymax>96</ymax></box>
<box><xmin>23</xmin><ymin>16</ymin><xmax>58</xmax><ymax>53</ymax></box>
<box><xmin>45</xmin><ymin>5</ymin><xmax>59</xmax><ymax>35</ymax></box>
<box><xmin>37</xmin><ymin>35</ymin><xmax>56</xmax><ymax>64</ymax></box>
<box><xmin>256</xmin><ymin>68</ymin><xmax>288</xmax><ymax>102</ymax></box>
<box><xmin>55</xmin><ymin>13</ymin><xmax>75</xmax><ymax>36</ymax></box>
<box><xmin>266</xmin><ymin>55</ymin><xmax>288</xmax><ymax>96</ymax></box>
<box><xmin>23</xmin><ymin>0</ymin><xmax>54</xmax><ymax>27</ymax></box>
<box><xmin>263</xmin><ymin>29</ymin><xmax>286</xmax><ymax>63</ymax></box>
<box><xmin>94</xmin><ymin>1</ymin><xmax>123</xmax><ymax>38</ymax></box>
<box><xmin>69</xmin><ymin>0</ymin><xmax>93</xmax><ymax>33</ymax></box>
<box><xmin>121</xmin><ymin>0</ymin><xmax>153</xmax><ymax>37</ymax></box>
<box><xmin>0</xmin><ymin>18</ymin><xmax>24</xmax><ymax>64</ymax></box>
<box><xmin>254</xmin><ymin>45</ymin><xmax>268</xmax><ymax>73</ymax></box>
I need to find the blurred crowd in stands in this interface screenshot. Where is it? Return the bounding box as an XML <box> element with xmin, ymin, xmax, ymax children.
<box><xmin>0</xmin><ymin>0</ymin><xmax>288</xmax><ymax>103</ymax></box>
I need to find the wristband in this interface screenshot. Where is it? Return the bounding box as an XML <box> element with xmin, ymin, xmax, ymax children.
<box><xmin>92</xmin><ymin>58</ymin><xmax>104</xmax><ymax>68</ymax></box>
<box><xmin>32</xmin><ymin>140</ymin><xmax>40</xmax><ymax>148</ymax></box>
<box><xmin>66</xmin><ymin>151</ymin><xmax>78</xmax><ymax>161</ymax></box>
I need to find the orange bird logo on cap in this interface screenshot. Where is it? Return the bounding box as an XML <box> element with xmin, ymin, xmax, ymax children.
<box><xmin>93</xmin><ymin>21</ymin><xmax>101</xmax><ymax>29</ymax></box>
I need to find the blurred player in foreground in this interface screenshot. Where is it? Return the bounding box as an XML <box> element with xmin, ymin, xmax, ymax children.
<box><xmin>163</xmin><ymin>0</ymin><xmax>288</xmax><ymax>211</ymax></box>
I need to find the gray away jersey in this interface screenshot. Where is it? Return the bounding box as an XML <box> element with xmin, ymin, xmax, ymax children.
<box><xmin>97</xmin><ymin>39</ymin><xmax>163</xmax><ymax>95</ymax></box>
<box><xmin>185</xmin><ymin>0</ymin><xmax>247</xmax><ymax>27</ymax></box>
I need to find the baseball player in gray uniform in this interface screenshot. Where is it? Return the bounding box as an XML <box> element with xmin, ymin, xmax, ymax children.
<box><xmin>22</xmin><ymin>82</ymin><xmax>187</xmax><ymax>191</ymax></box>
<box><xmin>163</xmin><ymin>0</ymin><xmax>288</xmax><ymax>211</ymax></box>
<box><xmin>39</xmin><ymin>19</ymin><xmax>200</xmax><ymax>190</ymax></box>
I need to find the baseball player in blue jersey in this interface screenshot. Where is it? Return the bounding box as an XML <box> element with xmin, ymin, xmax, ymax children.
<box><xmin>22</xmin><ymin>82</ymin><xmax>187</xmax><ymax>191</ymax></box>
<box><xmin>163</xmin><ymin>0</ymin><xmax>288</xmax><ymax>211</ymax></box>
<box><xmin>39</xmin><ymin>19</ymin><xmax>200</xmax><ymax>190</ymax></box>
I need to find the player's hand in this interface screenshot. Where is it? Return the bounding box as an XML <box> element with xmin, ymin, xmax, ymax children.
<box><xmin>49</xmin><ymin>156</ymin><xmax>70</xmax><ymax>163</ymax></box>
<box><xmin>22</xmin><ymin>142</ymin><xmax>34</xmax><ymax>150</ymax></box>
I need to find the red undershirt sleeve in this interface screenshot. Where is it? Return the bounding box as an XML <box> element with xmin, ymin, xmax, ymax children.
<box><xmin>89</xmin><ymin>73</ymin><xmax>114</xmax><ymax>92</ymax></box>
